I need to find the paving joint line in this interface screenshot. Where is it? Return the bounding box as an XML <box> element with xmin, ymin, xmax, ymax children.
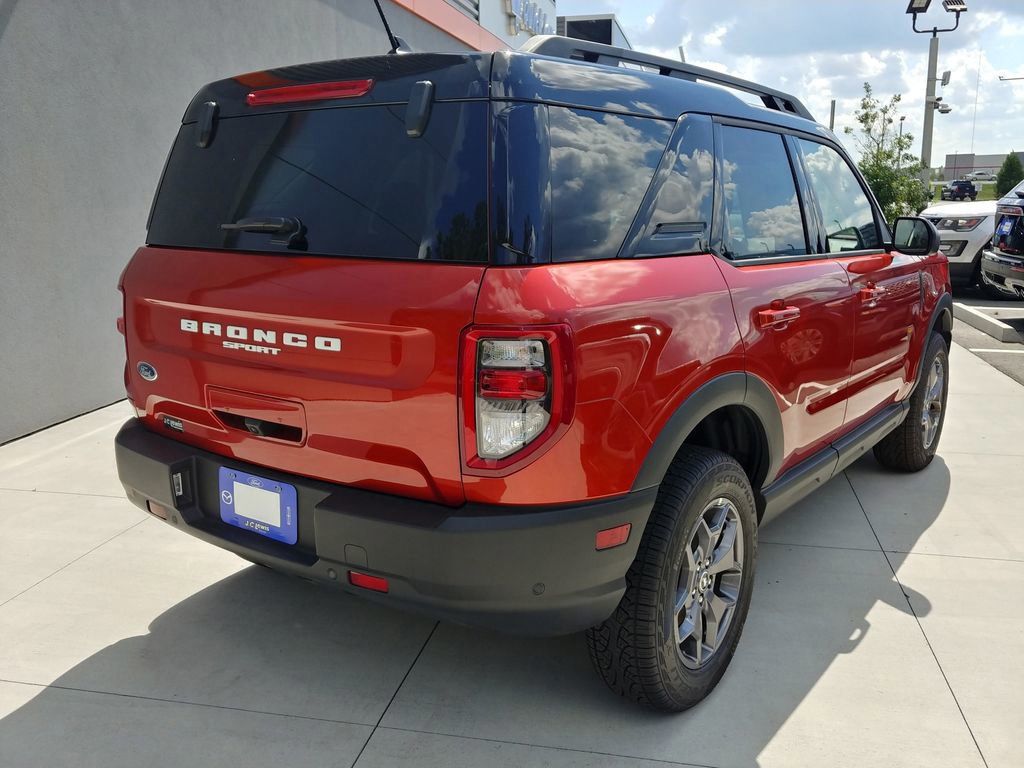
<box><xmin>0</xmin><ymin>518</ymin><xmax>148</xmax><ymax>610</ymax></box>
<box><xmin>759</xmin><ymin>540</ymin><xmax>880</xmax><ymax>554</ymax></box>
<box><xmin>0</xmin><ymin>399</ymin><xmax>127</xmax><ymax>450</ymax></box>
<box><xmin>350</xmin><ymin>621</ymin><xmax>440</xmax><ymax>767</ymax></box>
<box><xmin>843</xmin><ymin>471</ymin><xmax>991</xmax><ymax>768</ymax></box>
<box><xmin>373</xmin><ymin>725</ymin><xmax>720</xmax><ymax>768</ymax></box>
<box><xmin>0</xmin><ymin>487</ymin><xmax>126</xmax><ymax>500</ymax></box>
<box><xmin>0</xmin><ymin>678</ymin><xmax>369</xmax><ymax>728</ymax></box>
<box><xmin>763</xmin><ymin>539</ymin><xmax>1024</xmax><ymax>563</ymax></box>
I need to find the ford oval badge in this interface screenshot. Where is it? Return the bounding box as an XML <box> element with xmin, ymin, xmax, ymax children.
<box><xmin>137</xmin><ymin>361</ymin><xmax>158</xmax><ymax>382</ymax></box>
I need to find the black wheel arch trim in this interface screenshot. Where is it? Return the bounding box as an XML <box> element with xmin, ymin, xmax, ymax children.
<box><xmin>631</xmin><ymin>372</ymin><xmax>785</xmax><ymax>494</ymax></box>
<box><xmin>918</xmin><ymin>292</ymin><xmax>952</xmax><ymax>388</ymax></box>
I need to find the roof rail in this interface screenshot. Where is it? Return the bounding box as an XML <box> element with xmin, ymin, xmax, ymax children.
<box><xmin>520</xmin><ymin>35</ymin><xmax>815</xmax><ymax>123</ymax></box>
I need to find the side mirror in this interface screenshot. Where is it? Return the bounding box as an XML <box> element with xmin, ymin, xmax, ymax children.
<box><xmin>892</xmin><ymin>216</ymin><xmax>940</xmax><ymax>256</ymax></box>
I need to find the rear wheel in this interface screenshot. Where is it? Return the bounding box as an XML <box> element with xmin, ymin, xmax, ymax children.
<box><xmin>586</xmin><ymin>446</ymin><xmax>757</xmax><ymax>711</ymax></box>
<box><xmin>874</xmin><ymin>332</ymin><xmax>949</xmax><ymax>472</ymax></box>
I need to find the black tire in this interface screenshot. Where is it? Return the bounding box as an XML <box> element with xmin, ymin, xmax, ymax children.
<box><xmin>873</xmin><ymin>332</ymin><xmax>949</xmax><ymax>472</ymax></box>
<box><xmin>586</xmin><ymin>446</ymin><xmax>757</xmax><ymax>712</ymax></box>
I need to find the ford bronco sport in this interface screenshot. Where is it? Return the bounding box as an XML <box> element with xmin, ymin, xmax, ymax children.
<box><xmin>115</xmin><ymin>36</ymin><xmax>952</xmax><ymax>711</ymax></box>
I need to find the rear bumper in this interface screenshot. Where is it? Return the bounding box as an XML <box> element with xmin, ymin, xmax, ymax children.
<box><xmin>114</xmin><ymin>419</ymin><xmax>656</xmax><ymax>635</ymax></box>
<box><xmin>980</xmin><ymin>250</ymin><xmax>1024</xmax><ymax>297</ymax></box>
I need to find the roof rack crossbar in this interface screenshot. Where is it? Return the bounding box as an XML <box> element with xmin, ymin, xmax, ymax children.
<box><xmin>520</xmin><ymin>36</ymin><xmax>815</xmax><ymax>123</ymax></box>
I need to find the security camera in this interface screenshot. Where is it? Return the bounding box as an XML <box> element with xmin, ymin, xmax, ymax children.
<box><xmin>937</xmin><ymin>103</ymin><xmax>952</xmax><ymax>114</ymax></box>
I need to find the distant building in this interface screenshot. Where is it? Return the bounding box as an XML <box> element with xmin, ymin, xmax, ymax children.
<box><xmin>943</xmin><ymin>151</ymin><xmax>1024</xmax><ymax>180</ymax></box>
<box><xmin>557</xmin><ymin>14</ymin><xmax>632</xmax><ymax>48</ymax></box>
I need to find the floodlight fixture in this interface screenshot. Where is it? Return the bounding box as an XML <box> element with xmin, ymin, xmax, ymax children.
<box><xmin>941</xmin><ymin>70</ymin><xmax>951</xmax><ymax>86</ymax></box>
<box><xmin>937</xmin><ymin>103</ymin><xmax>952</xmax><ymax>114</ymax></box>
<box><xmin>942</xmin><ymin>1</ymin><xmax>967</xmax><ymax>13</ymax></box>
<box><xmin>906</xmin><ymin>0</ymin><xmax>931</xmax><ymax>13</ymax></box>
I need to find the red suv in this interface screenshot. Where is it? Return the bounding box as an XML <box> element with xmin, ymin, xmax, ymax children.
<box><xmin>115</xmin><ymin>36</ymin><xmax>952</xmax><ymax>711</ymax></box>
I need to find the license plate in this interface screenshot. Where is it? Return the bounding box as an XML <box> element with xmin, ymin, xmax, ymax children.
<box><xmin>997</xmin><ymin>216</ymin><xmax>1014</xmax><ymax>236</ymax></box>
<box><xmin>218</xmin><ymin>468</ymin><xmax>297</xmax><ymax>545</ymax></box>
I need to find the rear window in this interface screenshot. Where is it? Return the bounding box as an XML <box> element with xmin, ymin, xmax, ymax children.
<box><xmin>147</xmin><ymin>102</ymin><xmax>489</xmax><ymax>262</ymax></box>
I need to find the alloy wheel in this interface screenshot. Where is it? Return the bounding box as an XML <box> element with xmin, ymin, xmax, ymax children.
<box><xmin>673</xmin><ymin>497</ymin><xmax>744</xmax><ymax>669</ymax></box>
<box><xmin>921</xmin><ymin>355</ymin><xmax>945</xmax><ymax>450</ymax></box>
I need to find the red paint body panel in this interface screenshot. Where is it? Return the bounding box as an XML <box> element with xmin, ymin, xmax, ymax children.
<box><xmin>714</xmin><ymin>256</ymin><xmax>856</xmax><ymax>473</ymax></box>
<box><xmin>836</xmin><ymin>250</ymin><xmax>925</xmax><ymax>428</ymax></box>
<box><xmin>121</xmin><ymin>246</ymin><xmax>485</xmax><ymax>505</ymax></box>
<box><xmin>468</xmin><ymin>254</ymin><xmax>743</xmax><ymax>504</ymax></box>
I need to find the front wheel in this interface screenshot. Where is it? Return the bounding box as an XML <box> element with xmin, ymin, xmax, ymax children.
<box><xmin>586</xmin><ymin>446</ymin><xmax>757</xmax><ymax>711</ymax></box>
<box><xmin>874</xmin><ymin>332</ymin><xmax>949</xmax><ymax>472</ymax></box>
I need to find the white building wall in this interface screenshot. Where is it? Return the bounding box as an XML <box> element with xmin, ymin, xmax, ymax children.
<box><xmin>0</xmin><ymin>0</ymin><xmax>464</xmax><ymax>443</ymax></box>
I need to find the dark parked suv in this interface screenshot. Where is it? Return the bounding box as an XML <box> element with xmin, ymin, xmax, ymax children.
<box><xmin>940</xmin><ymin>179</ymin><xmax>978</xmax><ymax>201</ymax></box>
<box><xmin>114</xmin><ymin>36</ymin><xmax>952</xmax><ymax>711</ymax></box>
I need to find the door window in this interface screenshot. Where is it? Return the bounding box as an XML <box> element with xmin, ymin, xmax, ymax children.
<box><xmin>719</xmin><ymin>126</ymin><xmax>808</xmax><ymax>260</ymax></box>
<box><xmin>797</xmin><ymin>139</ymin><xmax>880</xmax><ymax>253</ymax></box>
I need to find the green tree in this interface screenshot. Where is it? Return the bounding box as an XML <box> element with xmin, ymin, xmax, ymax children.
<box><xmin>844</xmin><ymin>83</ymin><xmax>931</xmax><ymax>220</ymax></box>
<box><xmin>996</xmin><ymin>151</ymin><xmax>1023</xmax><ymax>197</ymax></box>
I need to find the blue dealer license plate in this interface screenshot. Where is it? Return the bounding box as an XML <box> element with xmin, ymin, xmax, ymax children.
<box><xmin>218</xmin><ymin>468</ymin><xmax>298</xmax><ymax>545</ymax></box>
<box><xmin>997</xmin><ymin>216</ymin><xmax>1014</xmax><ymax>236</ymax></box>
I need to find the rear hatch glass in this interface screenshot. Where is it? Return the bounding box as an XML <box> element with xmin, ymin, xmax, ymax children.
<box><xmin>148</xmin><ymin>102</ymin><xmax>489</xmax><ymax>262</ymax></box>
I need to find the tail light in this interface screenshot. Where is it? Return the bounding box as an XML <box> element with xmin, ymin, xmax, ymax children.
<box><xmin>245</xmin><ymin>79</ymin><xmax>374</xmax><ymax>106</ymax></box>
<box><xmin>461</xmin><ymin>326</ymin><xmax>574</xmax><ymax>472</ymax></box>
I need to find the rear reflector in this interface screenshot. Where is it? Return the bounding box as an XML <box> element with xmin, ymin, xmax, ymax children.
<box><xmin>595</xmin><ymin>523</ymin><xmax>631</xmax><ymax>551</ymax></box>
<box><xmin>348</xmin><ymin>570</ymin><xmax>389</xmax><ymax>593</ymax></box>
<box><xmin>146</xmin><ymin>501</ymin><xmax>169</xmax><ymax>520</ymax></box>
<box><xmin>246</xmin><ymin>78</ymin><xmax>374</xmax><ymax>106</ymax></box>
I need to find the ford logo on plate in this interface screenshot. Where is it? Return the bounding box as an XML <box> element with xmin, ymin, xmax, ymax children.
<box><xmin>137</xmin><ymin>361</ymin><xmax>158</xmax><ymax>381</ymax></box>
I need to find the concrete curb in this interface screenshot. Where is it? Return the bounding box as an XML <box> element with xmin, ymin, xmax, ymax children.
<box><xmin>953</xmin><ymin>302</ymin><xmax>1023</xmax><ymax>343</ymax></box>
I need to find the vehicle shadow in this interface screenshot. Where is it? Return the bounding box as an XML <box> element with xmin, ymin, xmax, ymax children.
<box><xmin>0</xmin><ymin>456</ymin><xmax>951</xmax><ymax>768</ymax></box>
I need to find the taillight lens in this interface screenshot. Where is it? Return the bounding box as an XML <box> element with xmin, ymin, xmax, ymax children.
<box><xmin>477</xmin><ymin>339</ymin><xmax>550</xmax><ymax>459</ymax></box>
<box><xmin>245</xmin><ymin>78</ymin><xmax>374</xmax><ymax>106</ymax></box>
<box><xmin>461</xmin><ymin>327</ymin><xmax>574</xmax><ymax>470</ymax></box>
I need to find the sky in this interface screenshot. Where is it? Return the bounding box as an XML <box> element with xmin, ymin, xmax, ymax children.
<box><xmin>555</xmin><ymin>0</ymin><xmax>1024</xmax><ymax>168</ymax></box>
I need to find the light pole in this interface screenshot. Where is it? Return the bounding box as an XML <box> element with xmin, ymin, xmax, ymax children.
<box><xmin>906</xmin><ymin>1</ymin><xmax>965</xmax><ymax>183</ymax></box>
<box><xmin>898</xmin><ymin>116</ymin><xmax>906</xmax><ymax>170</ymax></box>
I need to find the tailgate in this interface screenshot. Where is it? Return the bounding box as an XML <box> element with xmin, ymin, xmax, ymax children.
<box><xmin>122</xmin><ymin>248</ymin><xmax>483</xmax><ymax>505</ymax></box>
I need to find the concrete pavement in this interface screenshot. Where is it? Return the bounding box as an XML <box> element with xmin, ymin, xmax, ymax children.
<box><xmin>0</xmin><ymin>344</ymin><xmax>1020</xmax><ymax>768</ymax></box>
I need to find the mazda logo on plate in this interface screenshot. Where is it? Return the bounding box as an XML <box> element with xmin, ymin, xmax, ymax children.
<box><xmin>137</xmin><ymin>361</ymin><xmax>158</xmax><ymax>381</ymax></box>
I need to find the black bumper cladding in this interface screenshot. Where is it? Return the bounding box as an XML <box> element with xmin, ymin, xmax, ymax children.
<box><xmin>114</xmin><ymin>419</ymin><xmax>656</xmax><ymax>635</ymax></box>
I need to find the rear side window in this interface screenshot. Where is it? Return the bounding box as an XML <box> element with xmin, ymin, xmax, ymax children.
<box><xmin>148</xmin><ymin>102</ymin><xmax>488</xmax><ymax>262</ymax></box>
<box><xmin>549</xmin><ymin>107</ymin><xmax>671</xmax><ymax>262</ymax></box>
<box><xmin>719</xmin><ymin>126</ymin><xmax>808</xmax><ymax>260</ymax></box>
<box><xmin>796</xmin><ymin>139</ymin><xmax>880</xmax><ymax>252</ymax></box>
<box><xmin>623</xmin><ymin>114</ymin><xmax>715</xmax><ymax>258</ymax></box>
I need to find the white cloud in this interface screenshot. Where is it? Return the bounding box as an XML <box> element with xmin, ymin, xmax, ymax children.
<box><xmin>556</xmin><ymin>1</ymin><xmax>1024</xmax><ymax>165</ymax></box>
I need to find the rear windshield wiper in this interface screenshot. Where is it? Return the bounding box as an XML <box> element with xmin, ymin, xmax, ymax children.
<box><xmin>220</xmin><ymin>216</ymin><xmax>307</xmax><ymax>250</ymax></box>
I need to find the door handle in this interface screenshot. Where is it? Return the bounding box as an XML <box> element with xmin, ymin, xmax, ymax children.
<box><xmin>757</xmin><ymin>305</ymin><xmax>801</xmax><ymax>329</ymax></box>
<box><xmin>859</xmin><ymin>286</ymin><xmax>885</xmax><ymax>306</ymax></box>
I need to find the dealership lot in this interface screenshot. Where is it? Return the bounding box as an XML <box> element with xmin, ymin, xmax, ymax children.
<box><xmin>0</xmin><ymin>344</ymin><xmax>1020</xmax><ymax>768</ymax></box>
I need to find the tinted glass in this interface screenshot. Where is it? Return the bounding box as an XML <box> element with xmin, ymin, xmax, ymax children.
<box><xmin>549</xmin><ymin>107</ymin><xmax>671</xmax><ymax>262</ymax></box>
<box><xmin>631</xmin><ymin>114</ymin><xmax>715</xmax><ymax>257</ymax></box>
<box><xmin>719</xmin><ymin>126</ymin><xmax>807</xmax><ymax>259</ymax></box>
<box><xmin>148</xmin><ymin>102</ymin><xmax>488</xmax><ymax>261</ymax></box>
<box><xmin>797</xmin><ymin>139</ymin><xmax>880</xmax><ymax>252</ymax></box>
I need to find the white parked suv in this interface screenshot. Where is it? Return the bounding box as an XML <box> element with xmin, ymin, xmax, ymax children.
<box><xmin>921</xmin><ymin>200</ymin><xmax>997</xmax><ymax>288</ymax></box>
